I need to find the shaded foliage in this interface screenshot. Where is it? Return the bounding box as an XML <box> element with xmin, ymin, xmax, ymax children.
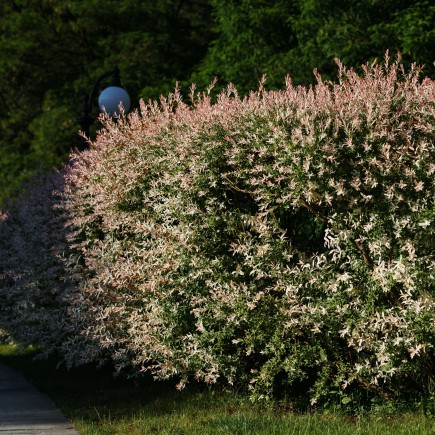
<box><xmin>192</xmin><ymin>0</ymin><xmax>435</xmax><ymax>91</ymax></box>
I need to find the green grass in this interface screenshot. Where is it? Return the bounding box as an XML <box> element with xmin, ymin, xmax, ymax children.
<box><xmin>1</xmin><ymin>344</ymin><xmax>435</xmax><ymax>434</ymax></box>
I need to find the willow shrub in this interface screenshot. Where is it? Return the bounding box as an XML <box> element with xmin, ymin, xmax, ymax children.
<box><xmin>0</xmin><ymin>172</ymin><xmax>77</xmax><ymax>356</ymax></box>
<box><xmin>1</xmin><ymin>56</ymin><xmax>434</xmax><ymax>407</ymax></box>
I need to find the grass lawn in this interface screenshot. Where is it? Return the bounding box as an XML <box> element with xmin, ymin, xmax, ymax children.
<box><xmin>1</xmin><ymin>344</ymin><xmax>434</xmax><ymax>434</ymax></box>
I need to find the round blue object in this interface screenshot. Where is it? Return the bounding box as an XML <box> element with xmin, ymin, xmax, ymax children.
<box><xmin>98</xmin><ymin>86</ymin><xmax>131</xmax><ymax>117</ymax></box>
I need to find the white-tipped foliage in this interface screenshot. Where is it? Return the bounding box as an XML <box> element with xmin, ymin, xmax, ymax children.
<box><xmin>1</xmin><ymin>56</ymin><xmax>434</xmax><ymax>406</ymax></box>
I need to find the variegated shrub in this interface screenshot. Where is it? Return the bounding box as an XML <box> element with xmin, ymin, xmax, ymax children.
<box><xmin>1</xmin><ymin>54</ymin><xmax>434</xmax><ymax>407</ymax></box>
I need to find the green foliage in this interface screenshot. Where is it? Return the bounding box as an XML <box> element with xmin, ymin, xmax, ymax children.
<box><xmin>0</xmin><ymin>0</ymin><xmax>214</xmax><ymax>206</ymax></box>
<box><xmin>191</xmin><ymin>0</ymin><xmax>299</xmax><ymax>94</ymax></box>
<box><xmin>193</xmin><ymin>0</ymin><xmax>435</xmax><ymax>90</ymax></box>
<box><xmin>369</xmin><ymin>0</ymin><xmax>435</xmax><ymax>67</ymax></box>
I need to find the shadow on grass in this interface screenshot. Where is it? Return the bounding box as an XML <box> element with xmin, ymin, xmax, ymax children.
<box><xmin>0</xmin><ymin>344</ymin><xmax>246</xmax><ymax>426</ymax></box>
<box><xmin>1</xmin><ymin>344</ymin><xmax>435</xmax><ymax>435</ymax></box>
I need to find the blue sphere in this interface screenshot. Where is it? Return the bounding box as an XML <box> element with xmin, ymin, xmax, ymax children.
<box><xmin>98</xmin><ymin>86</ymin><xmax>131</xmax><ymax>117</ymax></box>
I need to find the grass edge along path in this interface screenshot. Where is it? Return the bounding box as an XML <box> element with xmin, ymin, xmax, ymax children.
<box><xmin>0</xmin><ymin>344</ymin><xmax>434</xmax><ymax>434</ymax></box>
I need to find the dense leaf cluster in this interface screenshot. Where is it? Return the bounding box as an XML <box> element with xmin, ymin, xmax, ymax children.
<box><xmin>1</xmin><ymin>58</ymin><xmax>434</xmax><ymax>408</ymax></box>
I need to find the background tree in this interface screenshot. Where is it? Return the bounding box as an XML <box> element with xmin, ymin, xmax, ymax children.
<box><xmin>289</xmin><ymin>0</ymin><xmax>435</xmax><ymax>83</ymax></box>
<box><xmin>192</xmin><ymin>0</ymin><xmax>434</xmax><ymax>91</ymax></box>
<box><xmin>190</xmin><ymin>0</ymin><xmax>300</xmax><ymax>95</ymax></box>
<box><xmin>0</xmin><ymin>0</ymin><xmax>214</xmax><ymax>206</ymax></box>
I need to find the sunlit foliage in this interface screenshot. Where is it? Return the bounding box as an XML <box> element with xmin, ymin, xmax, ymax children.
<box><xmin>1</xmin><ymin>55</ymin><xmax>434</xmax><ymax>407</ymax></box>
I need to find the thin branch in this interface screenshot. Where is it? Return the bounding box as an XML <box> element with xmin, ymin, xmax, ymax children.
<box><xmin>300</xmin><ymin>199</ymin><xmax>328</xmax><ymax>223</ymax></box>
<box><xmin>222</xmin><ymin>176</ymin><xmax>254</xmax><ymax>195</ymax></box>
<box><xmin>353</xmin><ymin>239</ymin><xmax>374</xmax><ymax>270</ymax></box>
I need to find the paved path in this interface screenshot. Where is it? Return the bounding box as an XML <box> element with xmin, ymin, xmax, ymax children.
<box><xmin>0</xmin><ymin>362</ymin><xmax>80</xmax><ymax>434</ymax></box>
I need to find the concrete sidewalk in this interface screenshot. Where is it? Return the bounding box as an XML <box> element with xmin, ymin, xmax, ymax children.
<box><xmin>0</xmin><ymin>362</ymin><xmax>80</xmax><ymax>434</ymax></box>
